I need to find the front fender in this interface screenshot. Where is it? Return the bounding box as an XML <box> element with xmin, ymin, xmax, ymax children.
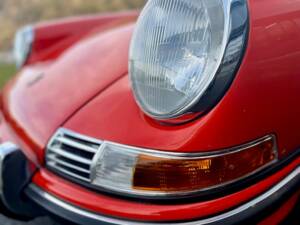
<box><xmin>26</xmin><ymin>11</ymin><xmax>139</xmax><ymax>65</ymax></box>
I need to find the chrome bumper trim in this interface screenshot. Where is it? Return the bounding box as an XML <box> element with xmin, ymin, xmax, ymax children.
<box><xmin>26</xmin><ymin>166</ymin><xmax>300</xmax><ymax>225</ymax></box>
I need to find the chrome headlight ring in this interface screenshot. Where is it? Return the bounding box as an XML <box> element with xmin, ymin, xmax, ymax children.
<box><xmin>129</xmin><ymin>0</ymin><xmax>249</xmax><ymax>121</ymax></box>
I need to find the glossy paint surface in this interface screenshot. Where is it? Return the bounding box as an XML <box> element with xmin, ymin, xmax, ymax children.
<box><xmin>2</xmin><ymin>0</ymin><xmax>300</xmax><ymax>161</ymax></box>
<box><xmin>32</xmin><ymin>157</ymin><xmax>299</xmax><ymax>221</ymax></box>
<box><xmin>2</xmin><ymin>0</ymin><xmax>300</xmax><ymax>165</ymax></box>
<box><xmin>0</xmin><ymin>0</ymin><xmax>299</xmax><ymax>223</ymax></box>
<box><xmin>65</xmin><ymin>0</ymin><xmax>300</xmax><ymax>158</ymax></box>
<box><xmin>2</xmin><ymin>23</ymin><xmax>135</xmax><ymax>163</ymax></box>
<box><xmin>27</xmin><ymin>11</ymin><xmax>139</xmax><ymax>65</ymax></box>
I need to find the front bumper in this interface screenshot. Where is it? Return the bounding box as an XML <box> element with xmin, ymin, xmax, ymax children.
<box><xmin>0</xmin><ymin>142</ymin><xmax>299</xmax><ymax>224</ymax></box>
<box><xmin>0</xmin><ymin>142</ymin><xmax>40</xmax><ymax>218</ymax></box>
<box><xmin>25</xmin><ymin>167</ymin><xmax>300</xmax><ymax>225</ymax></box>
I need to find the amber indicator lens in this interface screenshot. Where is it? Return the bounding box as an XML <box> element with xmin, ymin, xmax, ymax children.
<box><xmin>91</xmin><ymin>136</ymin><xmax>277</xmax><ymax>198</ymax></box>
<box><xmin>133</xmin><ymin>137</ymin><xmax>277</xmax><ymax>193</ymax></box>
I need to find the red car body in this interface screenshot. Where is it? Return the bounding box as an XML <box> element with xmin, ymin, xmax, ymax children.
<box><xmin>0</xmin><ymin>0</ymin><xmax>299</xmax><ymax>224</ymax></box>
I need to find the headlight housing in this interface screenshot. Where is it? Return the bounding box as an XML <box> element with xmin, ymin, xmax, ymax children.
<box><xmin>13</xmin><ymin>26</ymin><xmax>34</xmax><ymax>68</ymax></box>
<box><xmin>129</xmin><ymin>0</ymin><xmax>248</xmax><ymax>120</ymax></box>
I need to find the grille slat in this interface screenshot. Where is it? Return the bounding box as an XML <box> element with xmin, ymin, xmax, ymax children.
<box><xmin>56</xmin><ymin>136</ymin><xmax>98</xmax><ymax>153</ymax></box>
<box><xmin>52</xmin><ymin>165</ymin><xmax>91</xmax><ymax>182</ymax></box>
<box><xmin>48</xmin><ymin>147</ymin><xmax>93</xmax><ymax>165</ymax></box>
<box><xmin>47</xmin><ymin>155</ymin><xmax>91</xmax><ymax>173</ymax></box>
<box><xmin>46</xmin><ymin>129</ymin><xmax>101</xmax><ymax>182</ymax></box>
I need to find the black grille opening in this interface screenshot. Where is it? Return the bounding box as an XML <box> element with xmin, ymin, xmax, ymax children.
<box><xmin>60</xmin><ymin>143</ymin><xmax>95</xmax><ymax>159</ymax></box>
<box><xmin>46</xmin><ymin>128</ymin><xmax>101</xmax><ymax>183</ymax></box>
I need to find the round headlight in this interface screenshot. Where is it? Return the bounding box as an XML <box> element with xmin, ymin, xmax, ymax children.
<box><xmin>130</xmin><ymin>0</ymin><xmax>248</xmax><ymax>119</ymax></box>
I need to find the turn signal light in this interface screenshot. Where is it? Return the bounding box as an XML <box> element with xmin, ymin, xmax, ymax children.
<box><xmin>91</xmin><ymin>135</ymin><xmax>277</xmax><ymax>198</ymax></box>
<box><xmin>133</xmin><ymin>137</ymin><xmax>276</xmax><ymax>193</ymax></box>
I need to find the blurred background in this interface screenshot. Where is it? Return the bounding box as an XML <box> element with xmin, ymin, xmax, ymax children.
<box><xmin>0</xmin><ymin>0</ymin><xmax>145</xmax><ymax>88</ymax></box>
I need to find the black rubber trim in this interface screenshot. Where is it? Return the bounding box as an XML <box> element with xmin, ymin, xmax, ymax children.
<box><xmin>46</xmin><ymin>148</ymin><xmax>300</xmax><ymax>204</ymax></box>
<box><xmin>0</xmin><ymin>147</ymin><xmax>42</xmax><ymax>218</ymax></box>
<box><xmin>25</xmin><ymin>166</ymin><xmax>300</xmax><ymax>225</ymax></box>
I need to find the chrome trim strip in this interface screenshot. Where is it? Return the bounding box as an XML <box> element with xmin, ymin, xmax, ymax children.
<box><xmin>50</xmin><ymin>165</ymin><xmax>91</xmax><ymax>183</ymax></box>
<box><xmin>27</xmin><ymin>166</ymin><xmax>300</xmax><ymax>225</ymax></box>
<box><xmin>46</xmin><ymin>129</ymin><xmax>101</xmax><ymax>186</ymax></box>
<box><xmin>56</xmin><ymin>136</ymin><xmax>98</xmax><ymax>153</ymax></box>
<box><xmin>47</xmin><ymin>158</ymin><xmax>90</xmax><ymax>174</ymax></box>
<box><xmin>57</xmin><ymin>128</ymin><xmax>103</xmax><ymax>146</ymax></box>
<box><xmin>59</xmin><ymin>128</ymin><xmax>277</xmax><ymax>158</ymax></box>
<box><xmin>46</xmin><ymin>128</ymin><xmax>279</xmax><ymax>198</ymax></box>
<box><xmin>48</xmin><ymin>147</ymin><xmax>93</xmax><ymax>165</ymax></box>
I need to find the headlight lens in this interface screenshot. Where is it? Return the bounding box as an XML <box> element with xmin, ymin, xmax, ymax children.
<box><xmin>129</xmin><ymin>0</ymin><xmax>247</xmax><ymax>119</ymax></box>
<box><xmin>13</xmin><ymin>26</ymin><xmax>34</xmax><ymax>68</ymax></box>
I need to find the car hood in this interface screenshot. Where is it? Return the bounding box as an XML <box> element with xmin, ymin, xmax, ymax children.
<box><xmin>2</xmin><ymin>23</ymin><xmax>134</xmax><ymax>163</ymax></box>
<box><xmin>2</xmin><ymin>3</ymin><xmax>300</xmax><ymax>166</ymax></box>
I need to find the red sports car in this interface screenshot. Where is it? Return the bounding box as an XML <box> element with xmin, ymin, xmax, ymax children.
<box><xmin>0</xmin><ymin>0</ymin><xmax>299</xmax><ymax>224</ymax></box>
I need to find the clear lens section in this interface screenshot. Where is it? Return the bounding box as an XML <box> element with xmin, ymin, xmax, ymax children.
<box><xmin>14</xmin><ymin>26</ymin><xmax>34</xmax><ymax>68</ymax></box>
<box><xmin>90</xmin><ymin>136</ymin><xmax>277</xmax><ymax>198</ymax></box>
<box><xmin>130</xmin><ymin>0</ymin><xmax>227</xmax><ymax>118</ymax></box>
<box><xmin>91</xmin><ymin>143</ymin><xmax>137</xmax><ymax>191</ymax></box>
